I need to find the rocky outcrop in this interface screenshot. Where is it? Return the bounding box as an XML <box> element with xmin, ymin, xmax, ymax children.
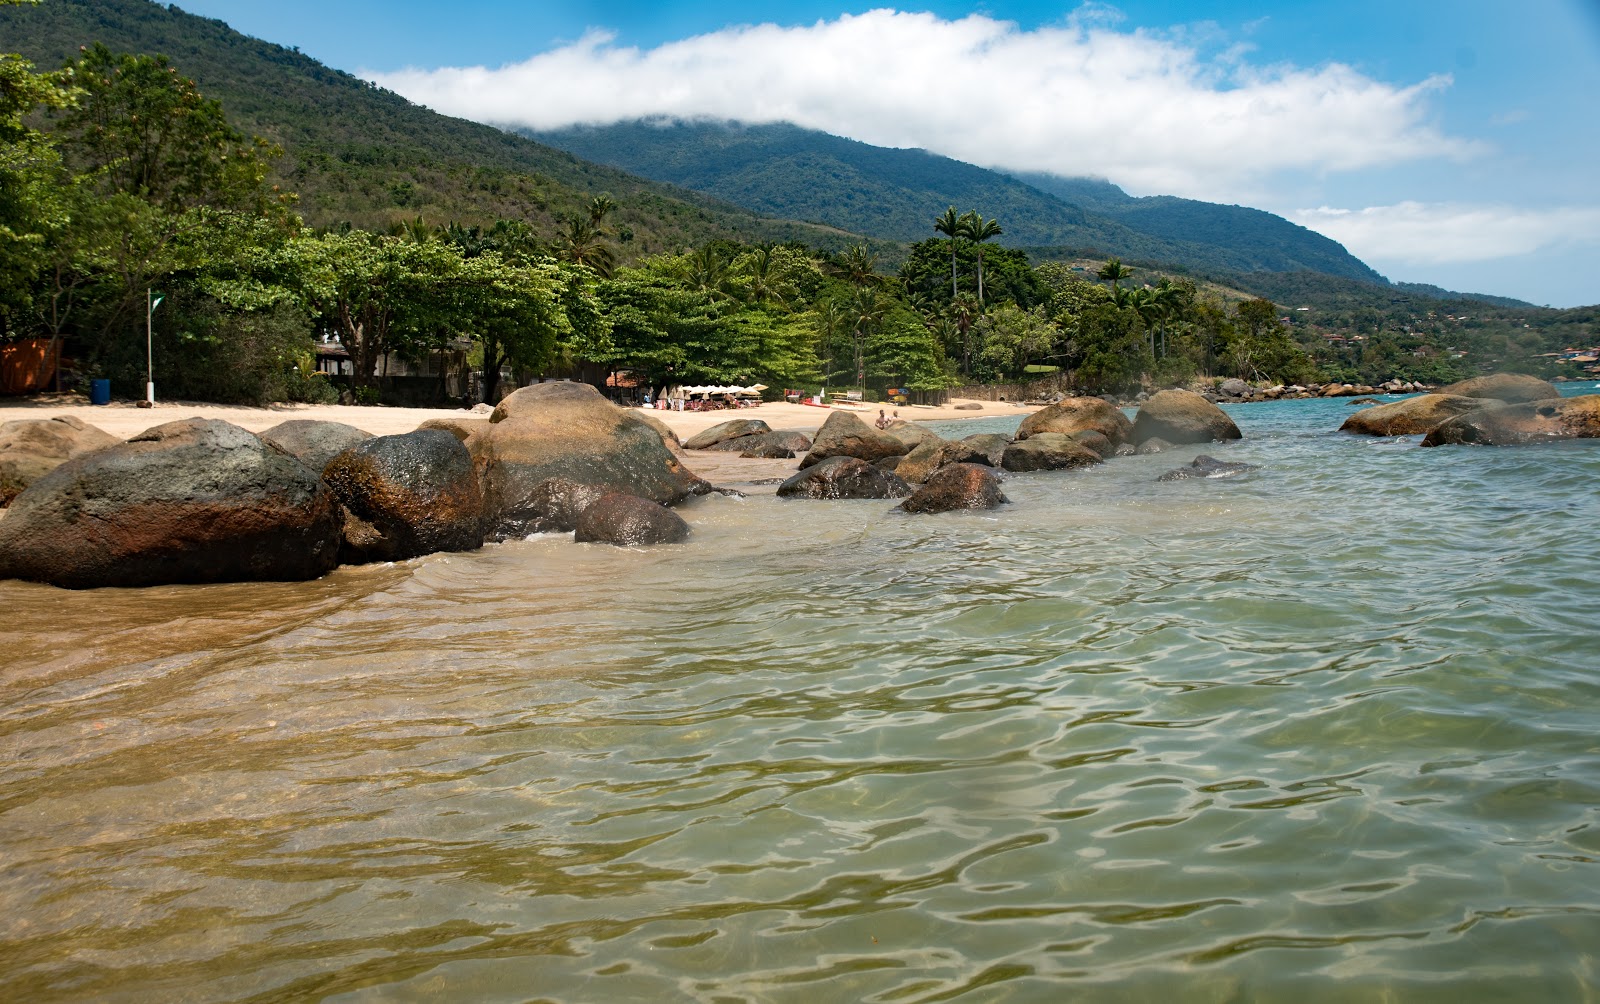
<box><xmin>258</xmin><ymin>419</ymin><xmax>372</xmax><ymax>474</ymax></box>
<box><xmin>1421</xmin><ymin>395</ymin><xmax>1600</xmax><ymax>447</ymax></box>
<box><xmin>1001</xmin><ymin>433</ymin><xmax>1104</xmax><ymax>472</ymax></box>
<box><xmin>1133</xmin><ymin>389</ymin><xmax>1242</xmax><ymax>446</ymax></box>
<box><xmin>0</xmin><ymin>415</ymin><xmax>120</xmax><ymax>506</ymax></box>
<box><xmin>1156</xmin><ymin>455</ymin><xmax>1259</xmax><ymax>481</ymax></box>
<box><xmin>1339</xmin><ymin>394</ymin><xmax>1486</xmax><ymax>436</ymax></box>
<box><xmin>1070</xmin><ymin>429</ymin><xmax>1114</xmax><ymax>459</ymax></box>
<box><xmin>777</xmin><ymin>456</ymin><xmax>912</xmax><ymax>499</ymax></box>
<box><xmin>573</xmin><ymin>492</ymin><xmax>691</xmax><ymax>546</ymax></box>
<box><xmin>630</xmin><ymin>413</ymin><xmax>682</xmax><ymax>451</ymax></box>
<box><xmin>0</xmin><ymin>419</ymin><xmax>341</xmax><ymax>589</ymax></box>
<box><xmin>891</xmin><ymin>438</ymin><xmax>949</xmax><ymax>484</ymax></box>
<box><xmin>884</xmin><ymin>421</ymin><xmax>941</xmax><ymax>452</ymax></box>
<box><xmin>1136</xmin><ymin>437</ymin><xmax>1175</xmax><ymax>455</ymax></box>
<box><xmin>683</xmin><ymin>418</ymin><xmax>770</xmax><ymax>450</ymax></box>
<box><xmin>1016</xmin><ymin>397</ymin><xmax>1133</xmax><ymax>448</ymax></box>
<box><xmin>495</xmin><ymin>478</ymin><xmax>608</xmax><ymax>536</ymax></box>
<box><xmin>898</xmin><ymin>464</ymin><xmax>1008</xmax><ymax>513</ymax></box>
<box><xmin>322</xmin><ymin>428</ymin><xmax>484</xmax><ymax>563</ymax></box>
<box><xmin>954</xmin><ymin>433</ymin><xmax>1011</xmax><ymax>467</ymax></box>
<box><xmin>798</xmin><ymin>411</ymin><xmax>913</xmax><ymax>469</ymax></box>
<box><xmin>417</xmin><ymin>416</ymin><xmax>492</xmax><ymax>443</ymax></box>
<box><xmin>1439</xmin><ymin>373</ymin><xmax>1561</xmax><ymax>403</ymax></box>
<box><xmin>472</xmin><ymin>382</ymin><xmax>711</xmax><ymax>540</ymax></box>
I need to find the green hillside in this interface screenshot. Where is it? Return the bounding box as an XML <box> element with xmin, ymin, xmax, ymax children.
<box><xmin>0</xmin><ymin>0</ymin><xmax>875</xmax><ymax>258</ymax></box>
<box><xmin>532</xmin><ymin>119</ymin><xmax>1389</xmax><ymax>283</ymax></box>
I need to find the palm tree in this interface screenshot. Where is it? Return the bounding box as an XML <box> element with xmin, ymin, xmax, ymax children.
<box><xmin>740</xmin><ymin>244</ymin><xmax>790</xmax><ymax>307</ymax></box>
<box><xmin>588</xmin><ymin>194</ymin><xmax>617</xmax><ymax>229</ymax></box>
<box><xmin>1149</xmin><ymin>279</ymin><xmax>1181</xmax><ymax>358</ymax></box>
<box><xmin>829</xmin><ymin>244</ymin><xmax>881</xmax><ymax>287</ymax></box>
<box><xmin>958</xmin><ymin>211</ymin><xmax>1002</xmax><ymax>305</ymax></box>
<box><xmin>947</xmin><ymin>293</ymin><xmax>981</xmax><ymax>378</ymax></box>
<box><xmin>1097</xmin><ymin>257</ymin><xmax>1132</xmax><ymax>295</ymax></box>
<box><xmin>846</xmin><ymin>285</ymin><xmax>887</xmax><ymax>396</ymax></box>
<box><xmin>1128</xmin><ymin>286</ymin><xmax>1163</xmax><ymax>355</ymax></box>
<box><xmin>813</xmin><ymin>298</ymin><xmax>851</xmax><ymax>395</ymax></box>
<box><xmin>556</xmin><ymin>218</ymin><xmax>615</xmax><ymax>277</ymax></box>
<box><xmin>933</xmin><ymin>206</ymin><xmax>963</xmax><ymax>299</ymax></box>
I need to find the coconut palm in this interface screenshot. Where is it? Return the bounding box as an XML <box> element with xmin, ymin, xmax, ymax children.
<box><xmin>588</xmin><ymin>194</ymin><xmax>617</xmax><ymax>229</ymax></box>
<box><xmin>1096</xmin><ymin>257</ymin><xmax>1132</xmax><ymax>295</ymax></box>
<box><xmin>555</xmin><ymin>218</ymin><xmax>615</xmax><ymax>277</ymax></box>
<box><xmin>958</xmin><ymin>211</ymin><xmax>1002</xmax><ymax>305</ymax></box>
<box><xmin>829</xmin><ymin>244</ymin><xmax>881</xmax><ymax>287</ymax></box>
<box><xmin>933</xmin><ymin>205</ymin><xmax>963</xmax><ymax>299</ymax></box>
<box><xmin>846</xmin><ymin>285</ymin><xmax>888</xmax><ymax>395</ymax></box>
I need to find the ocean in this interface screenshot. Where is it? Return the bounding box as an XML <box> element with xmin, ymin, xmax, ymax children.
<box><xmin>2</xmin><ymin>390</ymin><xmax>1597</xmax><ymax>1001</ymax></box>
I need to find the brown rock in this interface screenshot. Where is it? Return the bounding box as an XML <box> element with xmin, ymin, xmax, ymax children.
<box><xmin>777</xmin><ymin>456</ymin><xmax>912</xmax><ymax>499</ymax></box>
<box><xmin>0</xmin><ymin>415</ymin><xmax>119</xmax><ymax>506</ymax></box>
<box><xmin>418</xmin><ymin>416</ymin><xmax>492</xmax><ymax>443</ymax></box>
<box><xmin>258</xmin><ymin>419</ymin><xmax>372</xmax><ymax>473</ymax></box>
<box><xmin>573</xmin><ymin>492</ymin><xmax>691</xmax><ymax>546</ymax></box>
<box><xmin>1132</xmin><ymin>389</ymin><xmax>1242</xmax><ymax>446</ymax></box>
<box><xmin>1016</xmin><ymin>396</ymin><xmax>1133</xmax><ymax>447</ymax></box>
<box><xmin>798</xmin><ymin>410</ymin><xmax>913</xmax><ymax>469</ymax></box>
<box><xmin>630</xmin><ymin>412</ymin><xmax>682</xmax><ymax>451</ymax></box>
<box><xmin>1439</xmin><ymin>373</ymin><xmax>1561</xmax><ymax>403</ymax></box>
<box><xmin>322</xmin><ymin>428</ymin><xmax>484</xmax><ymax>563</ymax></box>
<box><xmin>1001</xmin><ymin>433</ymin><xmax>1104</xmax><ymax>472</ymax></box>
<box><xmin>1421</xmin><ymin>394</ymin><xmax>1600</xmax><ymax>447</ymax></box>
<box><xmin>1339</xmin><ymin>394</ymin><xmax>1487</xmax><ymax>436</ymax></box>
<box><xmin>683</xmin><ymin>418</ymin><xmax>770</xmax><ymax>450</ymax></box>
<box><xmin>898</xmin><ymin>463</ymin><xmax>1008</xmax><ymax>513</ymax></box>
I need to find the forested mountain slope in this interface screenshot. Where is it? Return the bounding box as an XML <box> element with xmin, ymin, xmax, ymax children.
<box><xmin>0</xmin><ymin>0</ymin><xmax>869</xmax><ymax>256</ymax></box>
<box><xmin>533</xmin><ymin>119</ymin><xmax>1389</xmax><ymax>283</ymax></box>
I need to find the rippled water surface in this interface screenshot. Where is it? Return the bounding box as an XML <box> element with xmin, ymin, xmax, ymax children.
<box><xmin>3</xmin><ymin>395</ymin><xmax>1599</xmax><ymax>1002</ymax></box>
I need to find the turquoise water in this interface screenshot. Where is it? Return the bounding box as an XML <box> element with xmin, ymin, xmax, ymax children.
<box><xmin>1</xmin><ymin>395</ymin><xmax>1598</xmax><ymax>1001</ymax></box>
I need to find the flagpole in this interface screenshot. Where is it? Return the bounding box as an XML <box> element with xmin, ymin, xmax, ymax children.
<box><xmin>145</xmin><ymin>288</ymin><xmax>161</xmax><ymax>406</ymax></box>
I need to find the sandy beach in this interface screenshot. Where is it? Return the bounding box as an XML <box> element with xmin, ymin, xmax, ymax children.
<box><xmin>0</xmin><ymin>393</ymin><xmax>1021</xmax><ymax>441</ymax></box>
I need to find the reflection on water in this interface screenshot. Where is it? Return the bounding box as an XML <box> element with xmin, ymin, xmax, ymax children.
<box><xmin>2</xmin><ymin>397</ymin><xmax>1599</xmax><ymax>1002</ymax></box>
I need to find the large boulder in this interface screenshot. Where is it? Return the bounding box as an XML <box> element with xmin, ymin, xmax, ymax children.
<box><xmin>630</xmin><ymin>412</ymin><xmax>682</xmax><ymax>451</ymax></box>
<box><xmin>891</xmin><ymin>438</ymin><xmax>950</xmax><ymax>484</ymax></box>
<box><xmin>1421</xmin><ymin>395</ymin><xmax>1600</xmax><ymax>447</ymax></box>
<box><xmin>0</xmin><ymin>415</ymin><xmax>120</xmax><ymax>506</ymax></box>
<box><xmin>0</xmin><ymin>418</ymin><xmax>342</xmax><ymax>589</ymax></box>
<box><xmin>472</xmin><ymin>383</ymin><xmax>711</xmax><ymax>540</ymax></box>
<box><xmin>1339</xmin><ymin>394</ymin><xmax>1486</xmax><ymax>436</ymax></box>
<box><xmin>884</xmin><ymin>421</ymin><xmax>941</xmax><ymax>452</ymax></box>
<box><xmin>1001</xmin><ymin>433</ymin><xmax>1103</xmax><ymax>472</ymax></box>
<box><xmin>798</xmin><ymin>410</ymin><xmax>912</xmax><ymax>469</ymax></box>
<box><xmin>417</xmin><ymin>416</ymin><xmax>491</xmax><ymax>443</ymax></box>
<box><xmin>573</xmin><ymin>492</ymin><xmax>691</xmax><ymax>546</ymax></box>
<box><xmin>954</xmin><ymin>433</ymin><xmax>1011</xmax><ymax>467</ymax></box>
<box><xmin>1132</xmin><ymin>389</ymin><xmax>1242</xmax><ymax>446</ymax></box>
<box><xmin>322</xmin><ymin>428</ymin><xmax>484</xmax><ymax>563</ymax></box>
<box><xmin>777</xmin><ymin>456</ymin><xmax>911</xmax><ymax>499</ymax></box>
<box><xmin>258</xmin><ymin>419</ymin><xmax>372</xmax><ymax>473</ymax></box>
<box><xmin>683</xmin><ymin>418</ymin><xmax>770</xmax><ymax>450</ymax></box>
<box><xmin>1016</xmin><ymin>397</ymin><xmax>1134</xmax><ymax>447</ymax></box>
<box><xmin>1438</xmin><ymin>373</ymin><xmax>1561</xmax><ymax>403</ymax></box>
<box><xmin>898</xmin><ymin>464</ymin><xmax>1008</xmax><ymax>514</ymax></box>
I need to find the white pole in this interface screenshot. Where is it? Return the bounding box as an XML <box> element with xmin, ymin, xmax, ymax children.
<box><xmin>146</xmin><ymin>288</ymin><xmax>155</xmax><ymax>405</ymax></box>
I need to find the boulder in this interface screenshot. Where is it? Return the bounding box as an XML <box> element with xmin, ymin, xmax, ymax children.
<box><xmin>1015</xmin><ymin>396</ymin><xmax>1133</xmax><ymax>447</ymax></box>
<box><xmin>0</xmin><ymin>418</ymin><xmax>341</xmax><ymax>589</ymax></box>
<box><xmin>498</xmin><ymin>478</ymin><xmax>608</xmax><ymax>536</ymax></box>
<box><xmin>1132</xmin><ymin>389</ymin><xmax>1242</xmax><ymax>446</ymax></box>
<box><xmin>322</xmin><ymin>428</ymin><xmax>484</xmax><ymax>563</ymax></box>
<box><xmin>629</xmin><ymin>413</ymin><xmax>682</xmax><ymax>451</ymax></box>
<box><xmin>417</xmin><ymin>416</ymin><xmax>491</xmax><ymax>443</ymax></box>
<box><xmin>1070</xmin><ymin>429</ymin><xmax>1114</xmax><ymax>459</ymax></box>
<box><xmin>884</xmin><ymin>421</ymin><xmax>941</xmax><ymax>451</ymax></box>
<box><xmin>1156</xmin><ymin>454</ymin><xmax>1259</xmax><ymax>481</ymax></box>
<box><xmin>1136</xmin><ymin>437</ymin><xmax>1175</xmax><ymax>455</ymax></box>
<box><xmin>898</xmin><ymin>463</ymin><xmax>1008</xmax><ymax>514</ymax></box>
<box><xmin>954</xmin><ymin>433</ymin><xmax>1011</xmax><ymax>467</ymax></box>
<box><xmin>1421</xmin><ymin>395</ymin><xmax>1600</xmax><ymax>447</ymax></box>
<box><xmin>1438</xmin><ymin>373</ymin><xmax>1561</xmax><ymax>403</ymax></box>
<box><xmin>892</xmin><ymin>438</ymin><xmax>949</xmax><ymax>484</ymax></box>
<box><xmin>258</xmin><ymin>419</ymin><xmax>372</xmax><ymax>474</ymax></box>
<box><xmin>954</xmin><ymin>402</ymin><xmax>984</xmax><ymax>410</ymax></box>
<box><xmin>798</xmin><ymin>410</ymin><xmax>913</xmax><ymax>469</ymax></box>
<box><xmin>471</xmin><ymin>383</ymin><xmax>711</xmax><ymax>540</ymax></box>
<box><xmin>1339</xmin><ymin>394</ymin><xmax>1487</xmax><ymax>436</ymax></box>
<box><xmin>1219</xmin><ymin>378</ymin><xmax>1250</xmax><ymax>398</ymax></box>
<box><xmin>777</xmin><ymin>456</ymin><xmax>912</xmax><ymax>499</ymax></box>
<box><xmin>683</xmin><ymin>418</ymin><xmax>770</xmax><ymax>450</ymax></box>
<box><xmin>1001</xmin><ymin>433</ymin><xmax>1104</xmax><ymax>472</ymax></box>
<box><xmin>0</xmin><ymin>415</ymin><xmax>120</xmax><ymax>506</ymax></box>
<box><xmin>573</xmin><ymin>492</ymin><xmax>691</xmax><ymax>546</ymax></box>
<box><xmin>873</xmin><ymin>455</ymin><xmax>904</xmax><ymax>473</ymax></box>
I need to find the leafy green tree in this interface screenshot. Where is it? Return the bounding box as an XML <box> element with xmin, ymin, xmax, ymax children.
<box><xmin>974</xmin><ymin>303</ymin><xmax>1056</xmax><ymax>381</ymax></box>
<box><xmin>0</xmin><ymin>43</ymin><xmax>77</xmax><ymax>339</ymax></box>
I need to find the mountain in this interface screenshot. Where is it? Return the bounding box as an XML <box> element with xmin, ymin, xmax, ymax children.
<box><xmin>0</xmin><ymin>0</ymin><xmax>875</xmax><ymax>258</ymax></box>
<box><xmin>530</xmin><ymin>119</ymin><xmax>1389</xmax><ymax>284</ymax></box>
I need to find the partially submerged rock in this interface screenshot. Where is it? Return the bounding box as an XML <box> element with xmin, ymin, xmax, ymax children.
<box><xmin>1421</xmin><ymin>394</ymin><xmax>1600</xmax><ymax>447</ymax></box>
<box><xmin>954</xmin><ymin>433</ymin><xmax>1011</xmax><ymax>467</ymax></box>
<box><xmin>472</xmin><ymin>383</ymin><xmax>711</xmax><ymax>539</ymax></box>
<box><xmin>1438</xmin><ymin>373</ymin><xmax>1560</xmax><ymax>403</ymax></box>
<box><xmin>1156</xmin><ymin>454</ymin><xmax>1259</xmax><ymax>481</ymax></box>
<box><xmin>1133</xmin><ymin>389</ymin><xmax>1242</xmax><ymax>446</ymax></box>
<box><xmin>323</xmin><ymin>428</ymin><xmax>484</xmax><ymax>563</ymax></box>
<box><xmin>683</xmin><ymin>418</ymin><xmax>770</xmax><ymax>450</ymax></box>
<box><xmin>1339</xmin><ymin>394</ymin><xmax>1486</xmax><ymax>436</ymax></box>
<box><xmin>777</xmin><ymin>456</ymin><xmax>911</xmax><ymax>499</ymax></box>
<box><xmin>0</xmin><ymin>415</ymin><xmax>119</xmax><ymax>506</ymax></box>
<box><xmin>258</xmin><ymin>419</ymin><xmax>372</xmax><ymax>474</ymax></box>
<box><xmin>1001</xmin><ymin>433</ymin><xmax>1103</xmax><ymax>472</ymax></box>
<box><xmin>1016</xmin><ymin>396</ymin><xmax>1133</xmax><ymax>448</ymax></box>
<box><xmin>573</xmin><ymin>492</ymin><xmax>691</xmax><ymax>546</ymax></box>
<box><xmin>0</xmin><ymin>418</ymin><xmax>341</xmax><ymax>589</ymax></box>
<box><xmin>898</xmin><ymin>464</ymin><xmax>1008</xmax><ymax>513</ymax></box>
<box><xmin>799</xmin><ymin>411</ymin><xmax>912</xmax><ymax>468</ymax></box>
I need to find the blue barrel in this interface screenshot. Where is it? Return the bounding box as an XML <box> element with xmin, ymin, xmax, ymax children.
<box><xmin>90</xmin><ymin>379</ymin><xmax>111</xmax><ymax>405</ymax></box>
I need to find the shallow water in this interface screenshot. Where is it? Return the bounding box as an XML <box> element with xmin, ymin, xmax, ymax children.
<box><xmin>3</xmin><ymin>395</ymin><xmax>1599</xmax><ymax>1002</ymax></box>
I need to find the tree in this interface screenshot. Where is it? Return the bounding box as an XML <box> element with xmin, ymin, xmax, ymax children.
<box><xmin>1096</xmin><ymin>257</ymin><xmax>1132</xmax><ymax>296</ymax></box>
<box><xmin>932</xmin><ymin>205</ymin><xmax>962</xmax><ymax>299</ymax></box>
<box><xmin>828</xmin><ymin>244</ymin><xmax>881</xmax><ymax>287</ymax></box>
<box><xmin>958</xmin><ymin>211</ymin><xmax>1002</xmax><ymax>305</ymax></box>
<box><xmin>555</xmin><ymin>217</ymin><xmax>615</xmax><ymax>277</ymax></box>
<box><xmin>975</xmin><ymin>303</ymin><xmax>1056</xmax><ymax>381</ymax></box>
<box><xmin>844</xmin><ymin>285</ymin><xmax>888</xmax><ymax>394</ymax></box>
<box><xmin>587</xmin><ymin>194</ymin><xmax>617</xmax><ymax>229</ymax></box>
<box><xmin>0</xmin><ymin>44</ymin><xmax>77</xmax><ymax>339</ymax></box>
<box><xmin>451</xmin><ymin>254</ymin><xmax>568</xmax><ymax>403</ymax></box>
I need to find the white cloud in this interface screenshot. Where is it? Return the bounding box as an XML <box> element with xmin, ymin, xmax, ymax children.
<box><xmin>368</xmin><ymin>10</ymin><xmax>1479</xmax><ymax>199</ymax></box>
<box><xmin>1293</xmin><ymin>202</ymin><xmax>1600</xmax><ymax>265</ymax></box>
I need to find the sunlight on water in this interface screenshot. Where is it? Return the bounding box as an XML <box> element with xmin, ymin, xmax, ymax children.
<box><xmin>2</xmin><ymin>397</ymin><xmax>1598</xmax><ymax>1002</ymax></box>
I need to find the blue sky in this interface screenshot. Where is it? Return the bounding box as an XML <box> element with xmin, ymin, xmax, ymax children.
<box><xmin>175</xmin><ymin>1</ymin><xmax>1600</xmax><ymax>307</ymax></box>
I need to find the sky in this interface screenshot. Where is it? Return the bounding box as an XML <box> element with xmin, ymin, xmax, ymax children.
<box><xmin>173</xmin><ymin>1</ymin><xmax>1600</xmax><ymax>308</ymax></box>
